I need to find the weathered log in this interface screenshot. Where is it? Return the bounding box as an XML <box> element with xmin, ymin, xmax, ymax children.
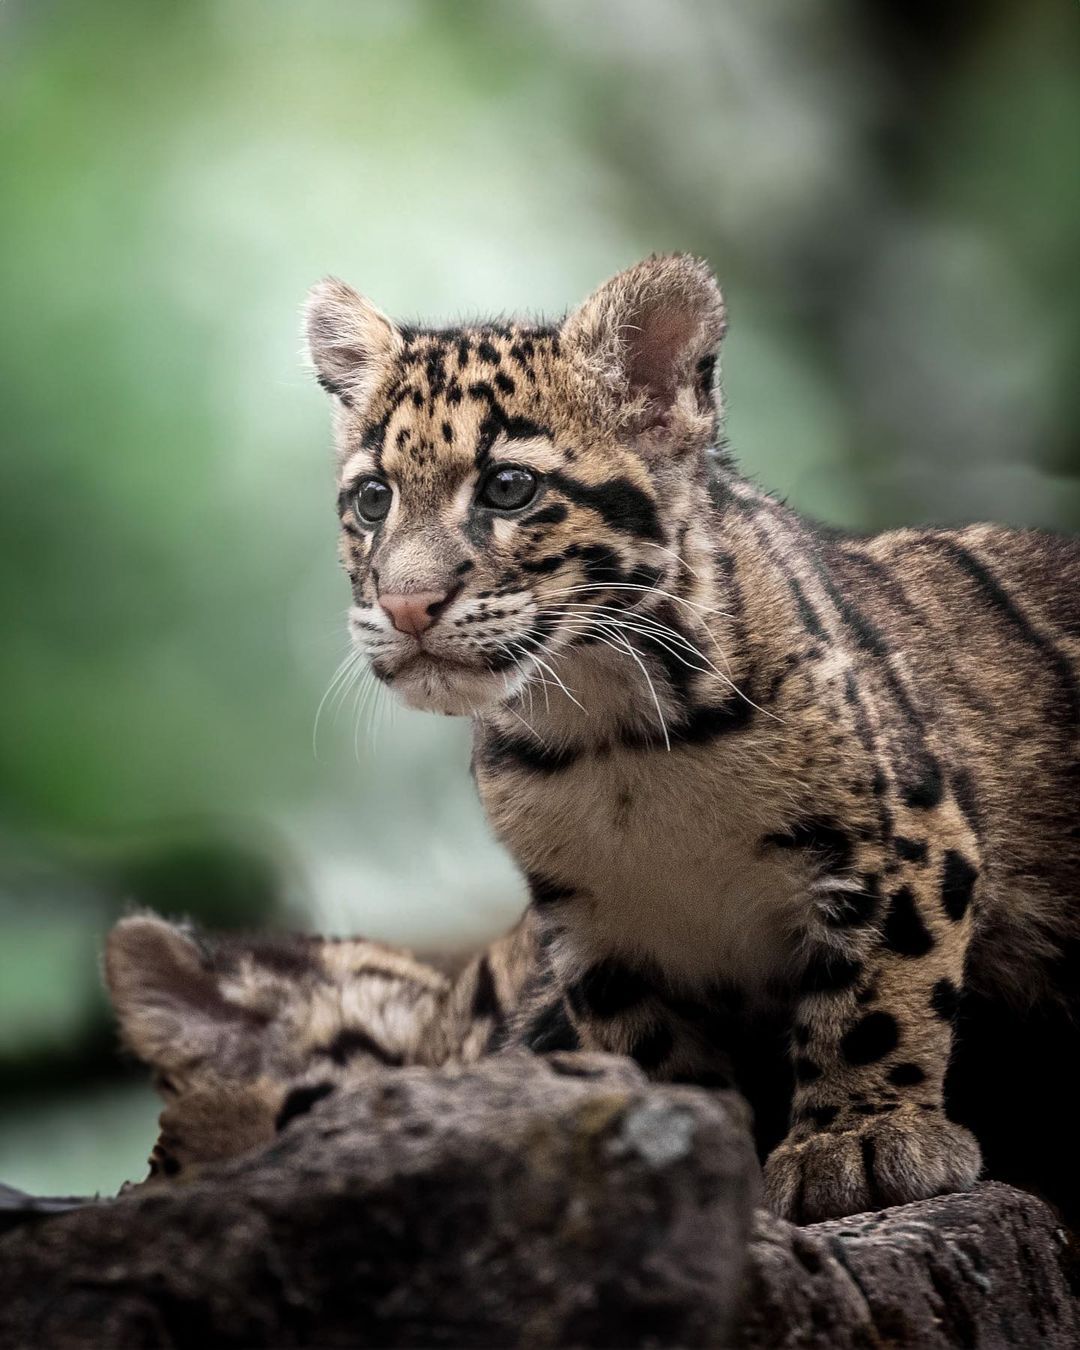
<box><xmin>0</xmin><ymin>1056</ymin><xmax>1076</xmax><ymax>1349</ymax></box>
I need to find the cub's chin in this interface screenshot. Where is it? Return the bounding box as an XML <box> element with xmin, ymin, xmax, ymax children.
<box><xmin>379</xmin><ymin>653</ymin><xmax>516</xmax><ymax>717</ymax></box>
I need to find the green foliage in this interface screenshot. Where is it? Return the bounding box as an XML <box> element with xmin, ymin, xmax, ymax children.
<box><xmin>1</xmin><ymin>0</ymin><xmax>1077</xmax><ymax>1192</ymax></box>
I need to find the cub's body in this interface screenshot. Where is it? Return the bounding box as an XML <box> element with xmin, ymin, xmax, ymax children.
<box><xmin>103</xmin><ymin>257</ymin><xmax>1079</xmax><ymax>1226</ymax></box>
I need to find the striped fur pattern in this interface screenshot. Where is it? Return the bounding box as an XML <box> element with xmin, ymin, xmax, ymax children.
<box><xmin>105</xmin><ymin>913</ymin><xmax>532</xmax><ymax>1182</ymax></box>
<box><xmin>300</xmin><ymin>254</ymin><xmax>1080</xmax><ymax>1223</ymax></box>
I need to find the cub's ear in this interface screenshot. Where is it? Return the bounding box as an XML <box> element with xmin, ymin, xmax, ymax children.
<box><xmin>303</xmin><ymin>276</ymin><xmax>403</xmax><ymax>407</ymax></box>
<box><xmin>104</xmin><ymin>914</ymin><xmax>267</xmax><ymax>1078</ymax></box>
<box><xmin>560</xmin><ymin>254</ymin><xmax>726</xmax><ymax>452</ymax></box>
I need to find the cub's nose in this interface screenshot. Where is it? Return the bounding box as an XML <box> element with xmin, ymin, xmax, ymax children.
<box><xmin>378</xmin><ymin>589</ymin><xmax>455</xmax><ymax>638</ymax></box>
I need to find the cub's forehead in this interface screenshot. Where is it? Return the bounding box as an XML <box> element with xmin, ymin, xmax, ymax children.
<box><xmin>339</xmin><ymin>324</ymin><xmax>563</xmax><ymax>485</ymax></box>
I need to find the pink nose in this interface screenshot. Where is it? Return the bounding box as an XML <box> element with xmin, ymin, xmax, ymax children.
<box><xmin>378</xmin><ymin>590</ymin><xmax>451</xmax><ymax>638</ymax></box>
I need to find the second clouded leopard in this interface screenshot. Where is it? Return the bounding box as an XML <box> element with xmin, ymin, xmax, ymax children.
<box><xmin>300</xmin><ymin>254</ymin><xmax>1080</xmax><ymax>1223</ymax></box>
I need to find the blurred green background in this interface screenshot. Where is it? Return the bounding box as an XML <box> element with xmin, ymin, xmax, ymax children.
<box><xmin>1</xmin><ymin>0</ymin><xmax>1078</xmax><ymax>1194</ymax></box>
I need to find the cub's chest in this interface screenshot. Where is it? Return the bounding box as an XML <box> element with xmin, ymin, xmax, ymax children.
<box><xmin>477</xmin><ymin>742</ymin><xmax>813</xmax><ymax>989</ymax></box>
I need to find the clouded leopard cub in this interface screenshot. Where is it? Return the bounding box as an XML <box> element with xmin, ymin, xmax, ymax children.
<box><xmin>298</xmin><ymin>254</ymin><xmax>1080</xmax><ymax>1224</ymax></box>
<box><xmin>105</xmin><ymin>257</ymin><xmax>1079</xmax><ymax>1220</ymax></box>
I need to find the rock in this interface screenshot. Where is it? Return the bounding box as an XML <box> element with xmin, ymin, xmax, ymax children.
<box><xmin>739</xmin><ymin>1182</ymin><xmax>1080</xmax><ymax>1349</ymax></box>
<box><xmin>1</xmin><ymin>1056</ymin><xmax>1077</xmax><ymax>1348</ymax></box>
<box><xmin>0</xmin><ymin>1054</ymin><xmax>759</xmax><ymax>1349</ymax></box>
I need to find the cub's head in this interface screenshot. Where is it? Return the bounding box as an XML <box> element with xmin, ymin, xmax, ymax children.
<box><xmin>305</xmin><ymin>254</ymin><xmax>726</xmax><ymax>715</ymax></box>
<box><xmin>104</xmin><ymin>913</ymin><xmax>451</xmax><ymax>1182</ymax></box>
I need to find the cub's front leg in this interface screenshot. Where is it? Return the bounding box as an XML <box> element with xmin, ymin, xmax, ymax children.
<box><xmin>765</xmin><ymin>842</ymin><xmax>983</xmax><ymax>1223</ymax></box>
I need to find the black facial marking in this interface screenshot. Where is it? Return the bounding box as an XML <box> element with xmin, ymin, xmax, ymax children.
<box><xmin>840</xmin><ymin>1011</ymin><xmax>899</xmax><ymax>1065</ymax></box>
<box><xmin>522</xmin><ymin>502</ymin><xmax>569</xmax><ymax>529</ymax></box>
<box><xmin>930</xmin><ymin>978</ymin><xmax>960</xmax><ymax>1022</ymax></box>
<box><xmin>568</xmin><ymin>960</ymin><xmax>654</xmax><ymax>1019</ymax></box>
<box><xmin>545</xmin><ymin>471</ymin><xmax>663</xmax><ymax>542</ymax></box>
<box><xmin>941</xmin><ymin>850</ymin><xmax>977</xmax><ymax>922</ymax></box>
<box><xmin>887</xmin><ymin>1062</ymin><xmax>927</xmax><ymax>1087</ymax></box>
<box><xmin>318</xmin><ymin>1027</ymin><xmax>403</xmax><ymax>1067</ymax></box>
<box><xmin>275</xmin><ymin>1082</ymin><xmax>336</xmax><ymax>1132</ymax></box>
<box><xmin>521</xmin><ymin>553</ymin><xmax>566</xmax><ymax>575</ymax></box>
<box><xmin>882</xmin><ymin>886</ymin><xmax>935</xmax><ymax>957</ymax></box>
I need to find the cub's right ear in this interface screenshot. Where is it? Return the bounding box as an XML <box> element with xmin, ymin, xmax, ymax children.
<box><xmin>104</xmin><ymin>914</ymin><xmax>266</xmax><ymax>1078</ymax></box>
<box><xmin>303</xmin><ymin>277</ymin><xmax>402</xmax><ymax>407</ymax></box>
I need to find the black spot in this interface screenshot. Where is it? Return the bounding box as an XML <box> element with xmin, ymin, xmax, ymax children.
<box><xmin>454</xmin><ymin>559</ymin><xmax>474</xmax><ymax>576</ymax></box>
<box><xmin>494</xmin><ymin>371</ymin><xmax>515</xmax><ymax>395</ymax></box>
<box><xmin>793</xmin><ymin>1023</ymin><xmax>811</xmax><ymax>1048</ymax></box>
<box><xmin>524</xmin><ymin>1000</ymin><xmax>580</xmax><ymax>1053</ymax></box>
<box><xmin>800</xmin><ymin>949</ymin><xmax>862</xmax><ymax>994</ymax></box>
<box><xmin>794</xmin><ymin>1056</ymin><xmax>822</xmax><ymax>1084</ymax></box>
<box><xmin>470</xmin><ymin>956</ymin><xmax>501</xmax><ymax>1020</ymax></box>
<box><xmin>894</xmin><ymin>836</ymin><xmax>928</xmax><ymax>864</ymax></box>
<box><xmin>568</xmin><ymin>960</ymin><xmax>654</xmax><ymax>1019</ymax></box>
<box><xmin>941</xmin><ymin>850</ymin><xmax>977</xmax><ymax>922</ymax></box>
<box><xmin>630</xmin><ymin>1022</ymin><xmax>674</xmax><ymax>1069</ymax></box>
<box><xmin>887</xmin><ymin>1062</ymin><xmax>926</xmax><ymax>1087</ymax></box>
<box><xmin>441</xmin><ymin>421</ymin><xmax>454</xmax><ymax>444</ymax></box>
<box><xmin>671</xmin><ymin>699</ymin><xmax>756</xmax><ymax>744</ymax></box>
<box><xmin>762</xmin><ymin>818</ymin><xmax>852</xmax><ymax>872</ymax></box>
<box><xmin>482</xmin><ymin>728</ymin><xmax>580</xmax><ymax>775</ymax></box>
<box><xmin>903</xmin><ymin>758</ymin><xmax>944</xmax><ymax>810</ymax></box>
<box><xmin>476</xmin><ymin>339</ymin><xmax>501</xmax><ymax>365</ymax></box>
<box><xmin>882</xmin><ymin>886</ymin><xmax>935</xmax><ymax>957</ymax></box>
<box><xmin>841</xmin><ymin>1011</ymin><xmax>899</xmax><ymax>1065</ymax></box>
<box><xmin>861</xmin><ymin>1136</ymin><xmax>883</xmax><ymax>1208</ymax></box>
<box><xmin>275</xmin><ymin>1082</ymin><xmax>335</xmax><ymax>1132</ymax></box>
<box><xmin>810</xmin><ymin>1104</ymin><xmax>839</xmax><ymax>1129</ymax></box>
<box><xmin>318</xmin><ymin>1028</ymin><xmax>402</xmax><ymax>1067</ymax></box>
<box><xmin>930</xmin><ymin>978</ymin><xmax>960</xmax><ymax>1022</ymax></box>
<box><xmin>526</xmin><ymin>872</ymin><xmax>577</xmax><ymax>907</ymax></box>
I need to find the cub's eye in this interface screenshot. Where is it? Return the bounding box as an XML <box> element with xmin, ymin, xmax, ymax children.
<box><xmin>477</xmin><ymin>465</ymin><xmax>538</xmax><ymax>512</ymax></box>
<box><xmin>353</xmin><ymin>478</ymin><xmax>393</xmax><ymax>524</ymax></box>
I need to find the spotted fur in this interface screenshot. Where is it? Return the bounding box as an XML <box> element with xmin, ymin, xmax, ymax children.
<box><xmin>105</xmin><ymin>913</ymin><xmax>533</xmax><ymax>1182</ymax></box>
<box><xmin>297</xmin><ymin>254</ymin><xmax>1080</xmax><ymax>1224</ymax></box>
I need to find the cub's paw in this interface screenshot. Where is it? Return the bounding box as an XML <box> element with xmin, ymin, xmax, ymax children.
<box><xmin>764</xmin><ymin>1108</ymin><xmax>981</xmax><ymax>1224</ymax></box>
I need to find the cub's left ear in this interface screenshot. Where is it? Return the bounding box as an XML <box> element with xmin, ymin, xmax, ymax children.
<box><xmin>304</xmin><ymin>276</ymin><xmax>403</xmax><ymax>409</ymax></box>
<box><xmin>104</xmin><ymin>914</ymin><xmax>268</xmax><ymax>1079</ymax></box>
<box><xmin>560</xmin><ymin>254</ymin><xmax>726</xmax><ymax>452</ymax></box>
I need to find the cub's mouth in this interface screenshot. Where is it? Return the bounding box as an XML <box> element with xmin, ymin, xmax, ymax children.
<box><xmin>373</xmin><ymin>649</ymin><xmax>516</xmax><ymax>716</ymax></box>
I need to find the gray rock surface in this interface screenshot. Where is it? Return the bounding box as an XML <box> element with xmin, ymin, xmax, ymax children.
<box><xmin>0</xmin><ymin>1055</ymin><xmax>1076</xmax><ymax>1348</ymax></box>
<box><xmin>0</xmin><ymin>1054</ymin><xmax>758</xmax><ymax>1348</ymax></box>
<box><xmin>739</xmin><ymin>1183</ymin><xmax>1080</xmax><ymax>1349</ymax></box>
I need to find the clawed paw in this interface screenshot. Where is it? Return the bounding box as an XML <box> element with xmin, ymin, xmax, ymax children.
<box><xmin>764</xmin><ymin>1108</ymin><xmax>981</xmax><ymax>1224</ymax></box>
